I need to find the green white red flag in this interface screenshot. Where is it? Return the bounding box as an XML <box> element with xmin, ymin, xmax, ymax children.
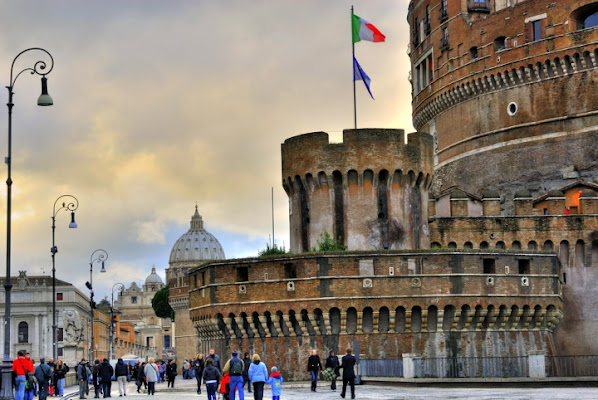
<box><xmin>352</xmin><ymin>14</ymin><xmax>386</xmax><ymax>43</ymax></box>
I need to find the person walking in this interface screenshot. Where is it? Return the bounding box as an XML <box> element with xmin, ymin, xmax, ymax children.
<box><xmin>339</xmin><ymin>348</ymin><xmax>357</xmax><ymax>399</ymax></box>
<box><xmin>76</xmin><ymin>359</ymin><xmax>90</xmax><ymax>400</ymax></box>
<box><xmin>144</xmin><ymin>358</ymin><xmax>159</xmax><ymax>396</ymax></box>
<box><xmin>54</xmin><ymin>360</ymin><xmax>68</xmax><ymax>396</ymax></box>
<box><xmin>192</xmin><ymin>354</ymin><xmax>205</xmax><ymax>394</ymax></box>
<box><xmin>12</xmin><ymin>350</ymin><xmax>34</xmax><ymax>400</ymax></box>
<box><xmin>265</xmin><ymin>367</ymin><xmax>283</xmax><ymax>400</ymax></box>
<box><xmin>47</xmin><ymin>357</ymin><xmax>56</xmax><ymax>397</ymax></box>
<box><xmin>207</xmin><ymin>349</ymin><xmax>221</xmax><ymax>372</ymax></box>
<box><xmin>307</xmin><ymin>349</ymin><xmax>322</xmax><ymax>392</ymax></box>
<box><xmin>99</xmin><ymin>359</ymin><xmax>114</xmax><ymax>398</ymax></box>
<box><xmin>114</xmin><ymin>358</ymin><xmax>128</xmax><ymax>397</ymax></box>
<box><xmin>135</xmin><ymin>362</ymin><xmax>146</xmax><ymax>393</ymax></box>
<box><xmin>224</xmin><ymin>351</ymin><xmax>244</xmax><ymax>400</ymax></box>
<box><xmin>325</xmin><ymin>350</ymin><xmax>340</xmax><ymax>392</ymax></box>
<box><xmin>248</xmin><ymin>354</ymin><xmax>268</xmax><ymax>400</ymax></box>
<box><xmin>202</xmin><ymin>358</ymin><xmax>220</xmax><ymax>400</ymax></box>
<box><xmin>34</xmin><ymin>358</ymin><xmax>52</xmax><ymax>400</ymax></box>
<box><xmin>92</xmin><ymin>360</ymin><xmax>102</xmax><ymax>399</ymax></box>
<box><xmin>166</xmin><ymin>360</ymin><xmax>177</xmax><ymax>388</ymax></box>
<box><xmin>242</xmin><ymin>352</ymin><xmax>251</xmax><ymax>394</ymax></box>
<box><xmin>183</xmin><ymin>359</ymin><xmax>190</xmax><ymax>379</ymax></box>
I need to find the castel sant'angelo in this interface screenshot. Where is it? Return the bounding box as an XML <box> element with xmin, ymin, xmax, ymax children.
<box><xmin>167</xmin><ymin>0</ymin><xmax>598</xmax><ymax>380</ymax></box>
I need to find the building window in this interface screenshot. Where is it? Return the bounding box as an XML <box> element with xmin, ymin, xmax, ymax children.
<box><xmin>494</xmin><ymin>36</ymin><xmax>507</xmax><ymax>51</ymax></box>
<box><xmin>483</xmin><ymin>259</ymin><xmax>496</xmax><ymax>274</ymax></box>
<box><xmin>237</xmin><ymin>267</ymin><xmax>249</xmax><ymax>282</ymax></box>
<box><xmin>518</xmin><ymin>259</ymin><xmax>530</xmax><ymax>275</ymax></box>
<box><xmin>164</xmin><ymin>335</ymin><xmax>171</xmax><ymax>348</ymax></box>
<box><xmin>414</xmin><ymin>52</ymin><xmax>434</xmax><ymax>94</ymax></box>
<box><xmin>284</xmin><ymin>263</ymin><xmax>297</xmax><ymax>279</ymax></box>
<box><xmin>57</xmin><ymin>347</ymin><xmax>63</xmax><ymax>357</ymax></box>
<box><xmin>583</xmin><ymin>11</ymin><xmax>598</xmax><ymax>29</ymax></box>
<box><xmin>57</xmin><ymin>328</ymin><xmax>64</xmax><ymax>342</ymax></box>
<box><xmin>18</xmin><ymin>322</ymin><xmax>28</xmax><ymax>343</ymax></box>
<box><xmin>56</xmin><ymin>292</ymin><xmax>63</xmax><ymax>301</ymax></box>
<box><xmin>531</xmin><ymin>20</ymin><xmax>542</xmax><ymax>41</ymax></box>
<box><xmin>470</xmin><ymin>46</ymin><xmax>478</xmax><ymax>60</ymax></box>
<box><xmin>440</xmin><ymin>0</ymin><xmax>448</xmax><ymax>22</ymax></box>
<box><xmin>440</xmin><ymin>27</ymin><xmax>449</xmax><ymax>50</ymax></box>
<box><xmin>131</xmin><ymin>296</ymin><xmax>137</xmax><ymax>304</ymax></box>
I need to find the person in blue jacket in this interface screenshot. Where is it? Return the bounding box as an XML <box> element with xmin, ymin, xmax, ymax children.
<box><xmin>247</xmin><ymin>354</ymin><xmax>268</xmax><ymax>400</ymax></box>
<box><xmin>265</xmin><ymin>367</ymin><xmax>283</xmax><ymax>400</ymax></box>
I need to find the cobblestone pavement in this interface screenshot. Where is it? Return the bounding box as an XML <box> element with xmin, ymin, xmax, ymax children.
<box><xmin>63</xmin><ymin>377</ymin><xmax>598</xmax><ymax>400</ymax></box>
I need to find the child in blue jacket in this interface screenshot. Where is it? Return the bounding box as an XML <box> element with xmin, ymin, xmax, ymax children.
<box><xmin>266</xmin><ymin>367</ymin><xmax>283</xmax><ymax>400</ymax></box>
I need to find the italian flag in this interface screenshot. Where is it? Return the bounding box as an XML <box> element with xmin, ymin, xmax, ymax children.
<box><xmin>352</xmin><ymin>14</ymin><xmax>386</xmax><ymax>43</ymax></box>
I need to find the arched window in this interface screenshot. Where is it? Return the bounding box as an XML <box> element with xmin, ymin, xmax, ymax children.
<box><xmin>574</xmin><ymin>4</ymin><xmax>598</xmax><ymax>30</ymax></box>
<box><xmin>18</xmin><ymin>321</ymin><xmax>28</xmax><ymax>343</ymax></box>
<box><xmin>543</xmin><ymin>240</ymin><xmax>554</xmax><ymax>251</ymax></box>
<box><xmin>512</xmin><ymin>241</ymin><xmax>521</xmax><ymax>250</ymax></box>
<box><xmin>480</xmin><ymin>241</ymin><xmax>489</xmax><ymax>249</ymax></box>
<box><xmin>346</xmin><ymin>308</ymin><xmax>357</xmax><ymax>334</ymax></box>
<box><xmin>528</xmin><ymin>241</ymin><xmax>537</xmax><ymax>250</ymax></box>
<box><xmin>464</xmin><ymin>241</ymin><xmax>473</xmax><ymax>249</ymax></box>
<box><xmin>559</xmin><ymin>241</ymin><xmax>570</xmax><ymax>268</ymax></box>
<box><xmin>447</xmin><ymin>242</ymin><xmax>457</xmax><ymax>249</ymax></box>
<box><xmin>576</xmin><ymin>240</ymin><xmax>586</xmax><ymax>268</ymax></box>
<box><xmin>496</xmin><ymin>241</ymin><xmax>506</xmax><ymax>249</ymax></box>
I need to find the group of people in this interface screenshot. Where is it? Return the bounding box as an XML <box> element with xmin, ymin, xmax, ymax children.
<box><xmin>308</xmin><ymin>348</ymin><xmax>358</xmax><ymax>399</ymax></box>
<box><xmin>11</xmin><ymin>350</ymin><xmax>70</xmax><ymax>400</ymax></box>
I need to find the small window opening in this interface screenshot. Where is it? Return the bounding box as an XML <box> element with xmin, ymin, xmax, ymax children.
<box><xmin>237</xmin><ymin>267</ymin><xmax>249</xmax><ymax>282</ymax></box>
<box><xmin>518</xmin><ymin>259</ymin><xmax>530</xmax><ymax>275</ymax></box>
<box><xmin>483</xmin><ymin>259</ymin><xmax>496</xmax><ymax>274</ymax></box>
<box><xmin>284</xmin><ymin>263</ymin><xmax>297</xmax><ymax>279</ymax></box>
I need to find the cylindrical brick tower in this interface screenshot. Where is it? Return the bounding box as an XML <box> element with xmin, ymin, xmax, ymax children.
<box><xmin>281</xmin><ymin>129</ymin><xmax>433</xmax><ymax>253</ymax></box>
<box><xmin>408</xmin><ymin>0</ymin><xmax>598</xmax><ymax>202</ymax></box>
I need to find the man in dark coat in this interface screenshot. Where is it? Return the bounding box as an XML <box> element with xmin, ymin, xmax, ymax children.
<box><xmin>242</xmin><ymin>352</ymin><xmax>252</xmax><ymax>393</ymax></box>
<box><xmin>34</xmin><ymin>358</ymin><xmax>53</xmax><ymax>400</ymax></box>
<box><xmin>340</xmin><ymin>348</ymin><xmax>356</xmax><ymax>399</ymax></box>
<box><xmin>99</xmin><ymin>358</ymin><xmax>114</xmax><ymax>398</ymax></box>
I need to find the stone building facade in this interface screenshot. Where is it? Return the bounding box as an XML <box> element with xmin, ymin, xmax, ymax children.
<box><xmin>166</xmin><ymin>207</ymin><xmax>225</xmax><ymax>360</ymax></box>
<box><xmin>408</xmin><ymin>0</ymin><xmax>598</xmax><ymax>356</ymax></box>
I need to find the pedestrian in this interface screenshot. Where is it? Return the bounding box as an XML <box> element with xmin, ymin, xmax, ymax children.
<box><xmin>242</xmin><ymin>352</ymin><xmax>251</xmax><ymax>394</ymax></box>
<box><xmin>114</xmin><ymin>358</ymin><xmax>128</xmax><ymax>397</ymax></box>
<box><xmin>158</xmin><ymin>361</ymin><xmax>166</xmax><ymax>383</ymax></box>
<box><xmin>12</xmin><ymin>350</ymin><xmax>34</xmax><ymax>400</ymax></box>
<box><xmin>47</xmin><ymin>357</ymin><xmax>56</xmax><ymax>397</ymax></box>
<box><xmin>218</xmin><ymin>372</ymin><xmax>230</xmax><ymax>400</ymax></box>
<box><xmin>92</xmin><ymin>360</ymin><xmax>102</xmax><ymax>399</ymax></box>
<box><xmin>183</xmin><ymin>359</ymin><xmax>190</xmax><ymax>379</ymax></box>
<box><xmin>223</xmin><ymin>350</ymin><xmax>244</xmax><ymax>400</ymax></box>
<box><xmin>136</xmin><ymin>362</ymin><xmax>146</xmax><ymax>393</ymax></box>
<box><xmin>99</xmin><ymin>358</ymin><xmax>114</xmax><ymax>398</ymax></box>
<box><xmin>76</xmin><ymin>359</ymin><xmax>90</xmax><ymax>400</ymax></box>
<box><xmin>54</xmin><ymin>360</ymin><xmax>68</xmax><ymax>396</ymax></box>
<box><xmin>192</xmin><ymin>354</ymin><xmax>205</xmax><ymax>395</ymax></box>
<box><xmin>166</xmin><ymin>360</ymin><xmax>177</xmax><ymax>388</ymax></box>
<box><xmin>144</xmin><ymin>358</ymin><xmax>159</xmax><ymax>396</ymax></box>
<box><xmin>248</xmin><ymin>354</ymin><xmax>268</xmax><ymax>400</ymax></box>
<box><xmin>307</xmin><ymin>349</ymin><xmax>322</xmax><ymax>392</ymax></box>
<box><xmin>34</xmin><ymin>358</ymin><xmax>52</xmax><ymax>400</ymax></box>
<box><xmin>265</xmin><ymin>367</ymin><xmax>283</xmax><ymax>400</ymax></box>
<box><xmin>207</xmin><ymin>349</ymin><xmax>221</xmax><ymax>372</ymax></box>
<box><xmin>325</xmin><ymin>350</ymin><xmax>340</xmax><ymax>391</ymax></box>
<box><xmin>202</xmin><ymin>358</ymin><xmax>220</xmax><ymax>400</ymax></box>
<box><xmin>339</xmin><ymin>348</ymin><xmax>356</xmax><ymax>399</ymax></box>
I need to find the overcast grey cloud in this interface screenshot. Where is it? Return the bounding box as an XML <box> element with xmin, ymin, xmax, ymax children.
<box><xmin>0</xmin><ymin>0</ymin><xmax>413</xmax><ymax>300</ymax></box>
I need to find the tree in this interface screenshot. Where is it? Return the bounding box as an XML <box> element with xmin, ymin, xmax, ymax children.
<box><xmin>97</xmin><ymin>298</ymin><xmax>111</xmax><ymax>313</ymax></box>
<box><xmin>151</xmin><ymin>286</ymin><xmax>175</xmax><ymax>321</ymax></box>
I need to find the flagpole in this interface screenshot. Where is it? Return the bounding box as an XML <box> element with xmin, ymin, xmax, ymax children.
<box><xmin>352</xmin><ymin>5</ymin><xmax>357</xmax><ymax>129</ymax></box>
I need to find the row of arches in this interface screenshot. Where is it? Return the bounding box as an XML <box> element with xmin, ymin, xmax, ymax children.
<box><xmin>431</xmin><ymin>239</ymin><xmax>598</xmax><ymax>268</ymax></box>
<box><xmin>414</xmin><ymin>46</ymin><xmax>598</xmax><ymax>129</ymax></box>
<box><xmin>193</xmin><ymin>304</ymin><xmax>563</xmax><ymax>340</ymax></box>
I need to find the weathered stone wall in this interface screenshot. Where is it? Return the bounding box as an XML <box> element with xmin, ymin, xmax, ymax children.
<box><xmin>188</xmin><ymin>251</ymin><xmax>562</xmax><ymax>380</ymax></box>
<box><xmin>281</xmin><ymin>129</ymin><xmax>434</xmax><ymax>253</ymax></box>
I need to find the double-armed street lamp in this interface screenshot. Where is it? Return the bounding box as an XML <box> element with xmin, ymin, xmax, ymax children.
<box><xmin>87</xmin><ymin>249</ymin><xmax>107</xmax><ymax>362</ymax></box>
<box><xmin>1</xmin><ymin>48</ymin><xmax>54</xmax><ymax>400</ymax></box>
<box><xmin>51</xmin><ymin>195</ymin><xmax>78</xmax><ymax>361</ymax></box>
<box><xmin>109</xmin><ymin>283</ymin><xmax>124</xmax><ymax>360</ymax></box>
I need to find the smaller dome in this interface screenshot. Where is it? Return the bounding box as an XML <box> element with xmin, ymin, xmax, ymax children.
<box><xmin>145</xmin><ymin>267</ymin><xmax>163</xmax><ymax>284</ymax></box>
<box><xmin>547</xmin><ymin>189</ymin><xmax>564</xmax><ymax>197</ymax></box>
<box><xmin>450</xmin><ymin>189</ymin><xmax>468</xmax><ymax>199</ymax></box>
<box><xmin>481</xmin><ymin>189</ymin><xmax>500</xmax><ymax>199</ymax></box>
<box><xmin>514</xmin><ymin>189</ymin><xmax>532</xmax><ymax>199</ymax></box>
<box><xmin>580</xmin><ymin>189</ymin><xmax>597</xmax><ymax>198</ymax></box>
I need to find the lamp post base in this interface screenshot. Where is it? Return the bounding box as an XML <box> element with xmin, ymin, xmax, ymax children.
<box><xmin>0</xmin><ymin>359</ymin><xmax>14</xmax><ymax>400</ymax></box>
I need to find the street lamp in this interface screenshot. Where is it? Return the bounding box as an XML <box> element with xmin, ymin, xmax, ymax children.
<box><xmin>1</xmin><ymin>48</ymin><xmax>54</xmax><ymax>400</ymax></box>
<box><xmin>87</xmin><ymin>249</ymin><xmax>107</xmax><ymax>362</ymax></box>
<box><xmin>51</xmin><ymin>195</ymin><xmax>78</xmax><ymax>361</ymax></box>
<box><xmin>109</xmin><ymin>283</ymin><xmax>124</xmax><ymax>360</ymax></box>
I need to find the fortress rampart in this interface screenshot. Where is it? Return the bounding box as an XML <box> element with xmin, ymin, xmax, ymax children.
<box><xmin>188</xmin><ymin>251</ymin><xmax>562</xmax><ymax>380</ymax></box>
<box><xmin>281</xmin><ymin>129</ymin><xmax>433</xmax><ymax>253</ymax></box>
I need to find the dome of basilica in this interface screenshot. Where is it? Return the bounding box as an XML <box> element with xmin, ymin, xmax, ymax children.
<box><xmin>145</xmin><ymin>267</ymin><xmax>163</xmax><ymax>284</ymax></box>
<box><xmin>169</xmin><ymin>206</ymin><xmax>226</xmax><ymax>264</ymax></box>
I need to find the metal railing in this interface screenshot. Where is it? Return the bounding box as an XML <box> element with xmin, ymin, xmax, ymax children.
<box><xmin>360</xmin><ymin>359</ymin><xmax>404</xmax><ymax>377</ymax></box>
<box><xmin>467</xmin><ymin>0</ymin><xmax>491</xmax><ymax>13</ymax></box>
<box><xmin>546</xmin><ymin>355</ymin><xmax>598</xmax><ymax>377</ymax></box>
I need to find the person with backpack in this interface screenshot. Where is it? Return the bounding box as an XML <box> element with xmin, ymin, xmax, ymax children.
<box><xmin>12</xmin><ymin>350</ymin><xmax>34</xmax><ymax>400</ymax></box>
<box><xmin>144</xmin><ymin>358</ymin><xmax>159</xmax><ymax>395</ymax></box>
<box><xmin>33</xmin><ymin>358</ymin><xmax>52</xmax><ymax>400</ymax></box>
<box><xmin>223</xmin><ymin>351</ymin><xmax>244</xmax><ymax>400</ymax></box>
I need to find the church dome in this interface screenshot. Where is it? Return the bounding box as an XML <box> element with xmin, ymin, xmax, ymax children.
<box><xmin>145</xmin><ymin>267</ymin><xmax>163</xmax><ymax>284</ymax></box>
<box><xmin>169</xmin><ymin>207</ymin><xmax>226</xmax><ymax>264</ymax></box>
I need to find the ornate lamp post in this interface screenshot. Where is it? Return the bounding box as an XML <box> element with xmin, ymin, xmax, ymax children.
<box><xmin>109</xmin><ymin>283</ymin><xmax>124</xmax><ymax>360</ymax></box>
<box><xmin>1</xmin><ymin>48</ymin><xmax>54</xmax><ymax>400</ymax></box>
<box><xmin>87</xmin><ymin>249</ymin><xmax>107</xmax><ymax>362</ymax></box>
<box><xmin>51</xmin><ymin>195</ymin><xmax>78</xmax><ymax>361</ymax></box>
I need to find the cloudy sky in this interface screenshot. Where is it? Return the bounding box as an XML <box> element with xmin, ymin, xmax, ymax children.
<box><xmin>0</xmin><ymin>0</ymin><xmax>413</xmax><ymax>301</ymax></box>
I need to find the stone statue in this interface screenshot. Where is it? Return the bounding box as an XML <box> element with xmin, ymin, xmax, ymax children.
<box><xmin>62</xmin><ymin>310</ymin><xmax>83</xmax><ymax>345</ymax></box>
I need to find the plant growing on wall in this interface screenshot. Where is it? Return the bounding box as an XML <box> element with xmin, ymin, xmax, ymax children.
<box><xmin>259</xmin><ymin>242</ymin><xmax>287</xmax><ymax>257</ymax></box>
<box><xmin>313</xmin><ymin>231</ymin><xmax>347</xmax><ymax>252</ymax></box>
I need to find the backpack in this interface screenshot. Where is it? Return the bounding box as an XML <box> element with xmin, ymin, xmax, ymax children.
<box><xmin>230</xmin><ymin>359</ymin><xmax>243</xmax><ymax>375</ymax></box>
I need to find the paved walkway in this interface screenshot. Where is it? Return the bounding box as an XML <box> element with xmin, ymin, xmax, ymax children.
<box><xmin>62</xmin><ymin>376</ymin><xmax>598</xmax><ymax>400</ymax></box>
